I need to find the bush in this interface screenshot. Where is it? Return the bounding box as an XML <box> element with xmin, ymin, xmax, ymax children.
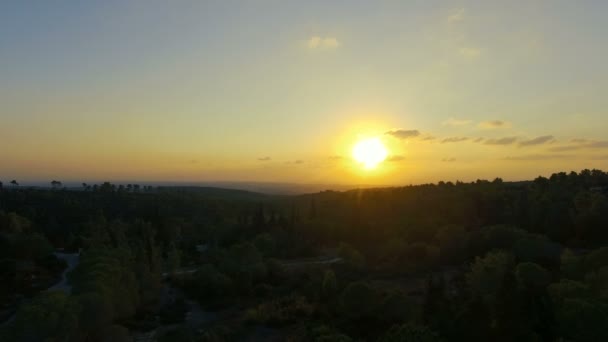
<box><xmin>338</xmin><ymin>242</ymin><xmax>366</xmax><ymax>270</ymax></box>
<box><xmin>190</xmin><ymin>264</ymin><xmax>233</xmax><ymax>303</ymax></box>
<box><xmin>245</xmin><ymin>295</ymin><xmax>314</xmax><ymax>326</ymax></box>
<box><xmin>321</xmin><ymin>269</ymin><xmax>338</xmax><ymax>299</ymax></box>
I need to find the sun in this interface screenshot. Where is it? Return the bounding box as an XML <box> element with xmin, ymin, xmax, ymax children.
<box><xmin>352</xmin><ymin>137</ymin><xmax>388</xmax><ymax>170</ymax></box>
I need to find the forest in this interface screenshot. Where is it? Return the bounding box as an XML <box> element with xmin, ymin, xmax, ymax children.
<box><xmin>1</xmin><ymin>169</ymin><xmax>608</xmax><ymax>341</ymax></box>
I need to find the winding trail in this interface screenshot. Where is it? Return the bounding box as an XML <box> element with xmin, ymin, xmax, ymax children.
<box><xmin>1</xmin><ymin>251</ymin><xmax>80</xmax><ymax>327</ymax></box>
<box><xmin>47</xmin><ymin>252</ymin><xmax>80</xmax><ymax>294</ymax></box>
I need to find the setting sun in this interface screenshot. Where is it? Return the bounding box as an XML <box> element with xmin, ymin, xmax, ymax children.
<box><xmin>352</xmin><ymin>137</ymin><xmax>388</xmax><ymax>170</ymax></box>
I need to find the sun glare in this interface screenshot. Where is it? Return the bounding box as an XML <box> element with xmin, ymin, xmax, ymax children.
<box><xmin>352</xmin><ymin>137</ymin><xmax>388</xmax><ymax>170</ymax></box>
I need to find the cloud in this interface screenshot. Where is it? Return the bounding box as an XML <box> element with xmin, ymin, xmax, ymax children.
<box><xmin>307</xmin><ymin>36</ymin><xmax>340</xmax><ymax>49</ymax></box>
<box><xmin>328</xmin><ymin>155</ymin><xmax>343</xmax><ymax>161</ymax></box>
<box><xmin>257</xmin><ymin>157</ymin><xmax>271</xmax><ymax>161</ymax></box>
<box><xmin>459</xmin><ymin>47</ymin><xmax>481</xmax><ymax>58</ymax></box>
<box><xmin>421</xmin><ymin>135</ymin><xmax>436</xmax><ymax>141</ymax></box>
<box><xmin>589</xmin><ymin>141</ymin><xmax>608</xmax><ymax>148</ymax></box>
<box><xmin>442</xmin><ymin>118</ymin><xmax>471</xmax><ymax>126</ymax></box>
<box><xmin>570</xmin><ymin>138</ymin><xmax>589</xmax><ymax>143</ymax></box>
<box><xmin>548</xmin><ymin>145</ymin><xmax>580</xmax><ymax>152</ymax></box>
<box><xmin>286</xmin><ymin>159</ymin><xmax>304</xmax><ymax>164</ymax></box>
<box><xmin>518</xmin><ymin>135</ymin><xmax>554</xmax><ymax>147</ymax></box>
<box><xmin>478</xmin><ymin>120</ymin><xmax>511</xmax><ymax>129</ymax></box>
<box><xmin>473</xmin><ymin>137</ymin><xmax>484</xmax><ymax>143</ymax></box>
<box><xmin>505</xmin><ymin>154</ymin><xmax>570</xmax><ymax>161</ymax></box>
<box><xmin>387</xmin><ymin>155</ymin><xmax>406</xmax><ymax>162</ymax></box>
<box><xmin>386</xmin><ymin>129</ymin><xmax>421</xmax><ymax>139</ymax></box>
<box><xmin>442</xmin><ymin>158</ymin><xmax>456</xmax><ymax>162</ymax></box>
<box><xmin>448</xmin><ymin>8</ymin><xmax>465</xmax><ymax>23</ymax></box>
<box><xmin>442</xmin><ymin>137</ymin><xmax>469</xmax><ymax>143</ymax></box>
<box><xmin>484</xmin><ymin>137</ymin><xmax>518</xmax><ymax>145</ymax></box>
<box><xmin>548</xmin><ymin>140</ymin><xmax>608</xmax><ymax>152</ymax></box>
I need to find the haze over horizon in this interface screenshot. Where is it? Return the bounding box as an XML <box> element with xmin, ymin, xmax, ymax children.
<box><xmin>2</xmin><ymin>1</ymin><xmax>608</xmax><ymax>185</ymax></box>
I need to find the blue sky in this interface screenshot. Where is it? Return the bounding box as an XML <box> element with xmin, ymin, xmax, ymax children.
<box><xmin>1</xmin><ymin>1</ymin><xmax>607</xmax><ymax>184</ymax></box>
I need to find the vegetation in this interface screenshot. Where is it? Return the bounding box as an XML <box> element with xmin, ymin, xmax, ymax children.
<box><xmin>1</xmin><ymin>169</ymin><xmax>608</xmax><ymax>340</ymax></box>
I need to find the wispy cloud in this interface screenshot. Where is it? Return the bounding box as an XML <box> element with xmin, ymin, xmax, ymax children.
<box><xmin>386</xmin><ymin>129</ymin><xmax>421</xmax><ymax>139</ymax></box>
<box><xmin>549</xmin><ymin>140</ymin><xmax>608</xmax><ymax>152</ymax></box>
<box><xmin>442</xmin><ymin>137</ymin><xmax>469</xmax><ymax>143</ymax></box>
<box><xmin>442</xmin><ymin>158</ymin><xmax>456</xmax><ymax>162</ymax></box>
<box><xmin>548</xmin><ymin>145</ymin><xmax>581</xmax><ymax>152</ymax></box>
<box><xmin>484</xmin><ymin>137</ymin><xmax>517</xmax><ymax>145</ymax></box>
<box><xmin>478</xmin><ymin>120</ymin><xmax>511</xmax><ymax>129</ymax></box>
<box><xmin>448</xmin><ymin>8</ymin><xmax>465</xmax><ymax>23</ymax></box>
<box><xmin>257</xmin><ymin>157</ymin><xmax>271</xmax><ymax>161</ymax></box>
<box><xmin>286</xmin><ymin>159</ymin><xmax>304</xmax><ymax>165</ymax></box>
<box><xmin>473</xmin><ymin>137</ymin><xmax>484</xmax><ymax>143</ymax></box>
<box><xmin>307</xmin><ymin>36</ymin><xmax>340</xmax><ymax>49</ymax></box>
<box><xmin>505</xmin><ymin>154</ymin><xmax>570</xmax><ymax>161</ymax></box>
<box><xmin>519</xmin><ymin>135</ymin><xmax>554</xmax><ymax>147</ymax></box>
<box><xmin>442</xmin><ymin>118</ymin><xmax>471</xmax><ymax>126</ymax></box>
<box><xmin>589</xmin><ymin>141</ymin><xmax>608</xmax><ymax>148</ymax></box>
<box><xmin>421</xmin><ymin>135</ymin><xmax>436</xmax><ymax>141</ymax></box>
<box><xmin>387</xmin><ymin>155</ymin><xmax>406</xmax><ymax>162</ymax></box>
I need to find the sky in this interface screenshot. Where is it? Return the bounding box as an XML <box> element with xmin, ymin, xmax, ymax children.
<box><xmin>1</xmin><ymin>1</ymin><xmax>608</xmax><ymax>186</ymax></box>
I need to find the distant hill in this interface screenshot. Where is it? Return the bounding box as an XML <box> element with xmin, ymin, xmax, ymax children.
<box><xmin>157</xmin><ymin>186</ymin><xmax>269</xmax><ymax>201</ymax></box>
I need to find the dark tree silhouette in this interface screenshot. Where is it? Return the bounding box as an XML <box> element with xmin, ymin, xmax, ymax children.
<box><xmin>10</xmin><ymin>180</ymin><xmax>18</xmax><ymax>187</ymax></box>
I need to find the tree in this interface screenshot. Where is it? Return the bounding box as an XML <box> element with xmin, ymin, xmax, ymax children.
<box><xmin>513</xmin><ymin>235</ymin><xmax>561</xmax><ymax>267</ymax></box>
<box><xmin>13</xmin><ymin>233</ymin><xmax>53</xmax><ymax>259</ymax></box>
<box><xmin>339</xmin><ymin>281</ymin><xmax>380</xmax><ymax>320</ymax></box>
<box><xmin>6</xmin><ymin>291</ymin><xmax>80</xmax><ymax>341</ymax></box>
<box><xmin>76</xmin><ymin>293</ymin><xmax>113</xmax><ymax>338</ymax></box>
<box><xmin>10</xmin><ymin>180</ymin><xmax>18</xmax><ymax>187</ymax></box>
<box><xmin>466</xmin><ymin>251</ymin><xmax>514</xmax><ymax>302</ymax></box>
<box><xmin>337</xmin><ymin>242</ymin><xmax>366</xmax><ymax>270</ymax></box>
<box><xmin>515</xmin><ymin>262</ymin><xmax>551</xmax><ymax>290</ymax></box>
<box><xmin>321</xmin><ymin>269</ymin><xmax>338</xmax><ymax>299</ymax></box>
<box><xmin>379</xmin><ymin>323</ymin><xmax>443</xmax><ymax>342</ymax></box>
<box><xmin>167</xmin><ymin>242</ymin><xmax>181</xmax><ymax>276</ymax></box>
<box><xmin>189</xmin><ymin>264</ymin><xmax>234</xmax><ymax>304</ymax></box>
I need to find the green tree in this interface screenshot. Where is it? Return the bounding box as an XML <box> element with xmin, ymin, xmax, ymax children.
<box><xmin>6</xmin><ymin>291</ymin><xmax>80</xmax><ymax>341</ymax></box>
<box><xmin>515</xmin><ymin>262</ymin><xmax>551</xmax><ymax>290</ymax></box>
<box><xmin>339</xmin><ymin>281</ymin><xmax>380</xmax><ymax>320</ymax></box>
<box><xmin>76</xmin><ymin>292</ymin><xmax>114</xmax><ymax>338</ymax></box>
<box><xmin>167</xmin><ymin>241</ymin><xmax>181</xmax><ymax>276</ymax></box>
<box><xmin>466</xmin><ymin>251</ymin><xmax>514</xmax><ymax>301</ymax></box>
<box><xmin>321</xmin><ymin>269</ymin><xmax>338</xmax><ymax>299</ymax></box>
<box><xmin>379</xmin><ymin>323</ymin><xmax>443</xmax><ymax>342</ymax></box>
<box><xmin>338</xmin><ymin>242</ymin><xmax>366</xmax><ymax>270</ymax></box>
